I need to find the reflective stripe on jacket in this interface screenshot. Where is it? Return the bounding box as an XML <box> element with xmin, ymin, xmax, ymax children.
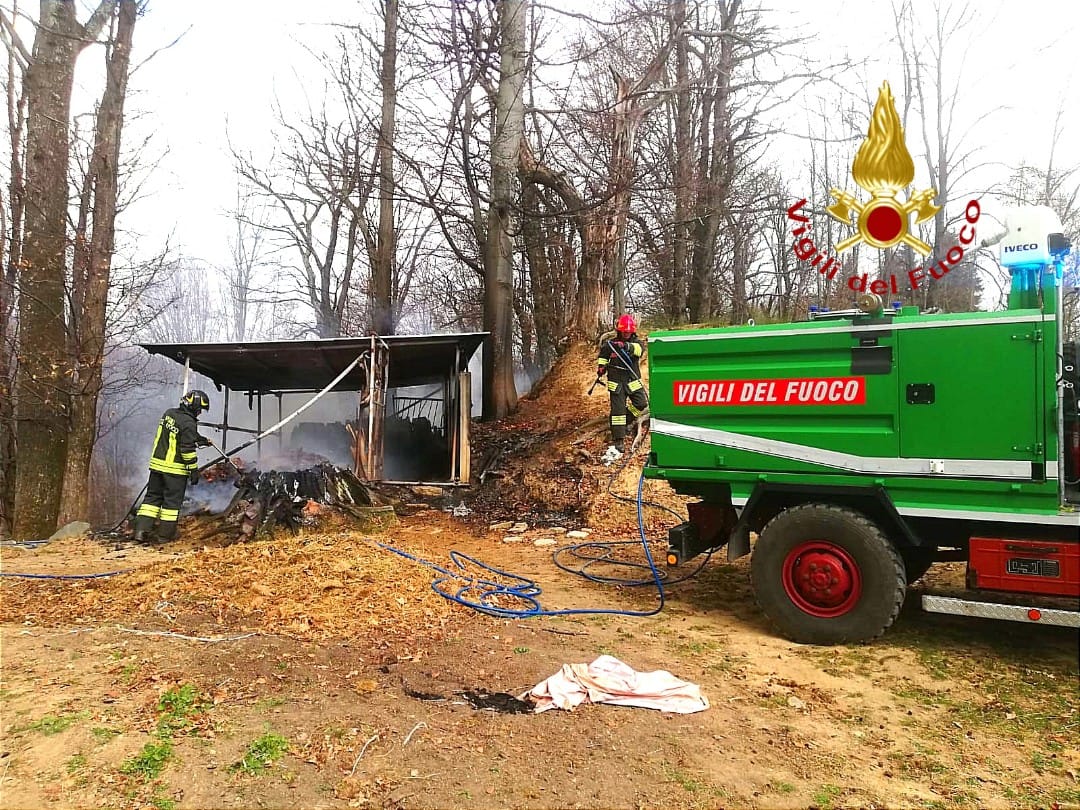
<box><xmin>148</xmin><ymin>407</ymin><xmax>201</xmax><ymax>475</ymax></box>
<box><xmin>597</xmin><ymin>334</ymin><xmax>645</xmax><ymax>381</ymax></box>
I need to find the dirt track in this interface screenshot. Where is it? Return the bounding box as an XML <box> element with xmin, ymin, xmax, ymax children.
<box><xmin>2</xmin><ymin>510</ymin><xmax>1078</xmax><ymax>810</ymax></box>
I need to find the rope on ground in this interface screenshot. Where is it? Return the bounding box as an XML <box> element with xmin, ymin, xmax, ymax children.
<box><xmin>349</xmin><ymin>734</ymin><xmax>381</xmax><ymax>776</ymax></box>
<box><xmin>0</xmin><ymin>569</ymin><xmax>130</xmax><ymax>580</ymax></box>
<box><xmin>114</xmin><ymin>626</ymin><xmax>258</xmax><ymax>643</ymax></box>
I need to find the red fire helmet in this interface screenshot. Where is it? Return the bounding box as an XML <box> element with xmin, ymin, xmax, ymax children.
<box><xmin>616</xmin><ymin>314</ymin><xmax>636</xmax><ymax>333</ymax></box>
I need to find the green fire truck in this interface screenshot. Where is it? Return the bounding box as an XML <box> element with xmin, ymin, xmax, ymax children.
<box><xmin>645</xmin><ymin>205</ymin><xmax>1080</xmax><ymax>644</ymax></box>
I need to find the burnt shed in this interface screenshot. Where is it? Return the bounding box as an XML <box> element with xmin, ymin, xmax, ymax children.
<box><xmin>140</xmin><ymin>333</ymin><xmax>486</xmax><ymax>485</ymax></box>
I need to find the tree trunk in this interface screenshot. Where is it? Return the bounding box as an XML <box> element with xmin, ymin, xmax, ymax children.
<box><xmin>520</xmin><ymin>182</ymin><xmax>556</xmax><ymax>370</ymax></box>
<box><xmin>482</xmin><ymin>0</ymin><xmax>526</xmax><ymax>421</ymax></box>
<box><xmin>0</xmin><ymin>24</ymin><xmax>27</xmax><ymax>539</ymax></box>
<box><xmin>13</xmin><ymin>1</ymin><xmax>82</xmax><ymax>538</ymax></box>
<box><xmin>729</xmin><ymin>213</ymin><xmax>749</xmax><ymax>324</ymax></box>
<box><xmin>573</xmin><ymin>74</ymin><xmax>642</xmax><ymax>335</ymax></box>
<box><xmin>59</xmin><ymin>0</ymin><xmax>135</xmax><ymax>526</ymax></box>
<box><xmin>371</xmin><ymin>0</ymin><xmax>397</xmax><ymax>335</ymax></box>
<box><xmin>669</xmin><ymin>0</ymin><xmax>691</xmax><ymax>322</ymax></box>
<box><xmin>687</xmin><ymin>2</ymin><xmax>737</xmax><ymax>323</ymax></box>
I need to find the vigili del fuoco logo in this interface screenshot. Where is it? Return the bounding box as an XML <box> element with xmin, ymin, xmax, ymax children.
<box><xmin>787</xmin><ymin>81</ymin><xmax>981</xmax><ymax>297</ymax></box>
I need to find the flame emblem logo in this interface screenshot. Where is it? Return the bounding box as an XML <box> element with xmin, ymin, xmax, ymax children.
<box><xmin>827</xmin><ymin>81</ymin><xmax>940</xmax><ymax>256</ymax></box>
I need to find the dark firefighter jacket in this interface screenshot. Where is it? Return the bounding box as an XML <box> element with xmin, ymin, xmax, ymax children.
<box><xmin>597</xmin><ymin>334</ymin><xmax>645</xmax><ymax>381</ymax></box>
<box><xmin>148</xmin><ymin>407</ymin><xmax>204</xmax><ymax>476</ymax></box>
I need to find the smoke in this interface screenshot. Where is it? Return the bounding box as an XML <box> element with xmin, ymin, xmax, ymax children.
<box><xmin>182</xmin><ymin>478</ymin><xmax>238</xmax><ymax>516</ymax></box>
<box><xmin>514</xmin><ymin>365</ymin><xmax>544</xmax><ymax>397</ymax></box>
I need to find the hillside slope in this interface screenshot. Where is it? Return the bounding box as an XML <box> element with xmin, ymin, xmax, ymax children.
<box><xmin>467</xmin><ymin>339</ymin><xmax>687</xmax><ymax>538</ymax></box>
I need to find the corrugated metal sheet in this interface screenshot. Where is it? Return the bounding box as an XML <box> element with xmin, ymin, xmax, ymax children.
<box><xmin>139</xmin><ymin>333</ymin><xmax>486</xmax><ymax>392</ymax></box>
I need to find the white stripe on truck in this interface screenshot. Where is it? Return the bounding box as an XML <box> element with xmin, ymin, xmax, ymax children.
<box><xmin>652</xmin><ymin>419</ymin><xmax>1037</xmax><ymax>479</ymax></box>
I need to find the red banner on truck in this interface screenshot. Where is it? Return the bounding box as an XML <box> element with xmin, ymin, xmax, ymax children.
<box><xmin>673</xmin><ymin>377</ymin><xmax>866</xmax><ymax>406</ymax></box>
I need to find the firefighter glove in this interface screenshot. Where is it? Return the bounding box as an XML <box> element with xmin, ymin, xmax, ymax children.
<box><xmin>196</xmin><ymin>435</ymin><xmax>211</xmax><ymax>448</ymax></box>
<box><xmin>189</xmin><ymin>471</ymin><xmax>200</xmax><ymax>486</ymax></box>
<box><xmin>611</xmin><ymin>340</ymin><xmax>625</xmax><ymax>349</ymax></box>
<box><xmin>596</xmin><ymin>366</ymin><xmax>606</xmax><ymax>378</ymax></box>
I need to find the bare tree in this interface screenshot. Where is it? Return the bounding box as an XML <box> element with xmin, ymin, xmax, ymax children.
<box><xmin>371</xmin><ymin>0</ymin><xmax>398</xmax><ymax>334</ymax></box>
<box><xmin>234</xmin><ymin>101</ymin><xmax>375</xmax><ymax>338</ymax></box>
<box><xmin>8</xmin><ymin>0</ymin><xmax>115</xmax><ymax>538</ymax></box>
<box><xmin>58</xmin><ymin>0</ymin><xmax>137</xmax><ymax>526</ymax></box>
<box><xmin>138</xmin><ymin>261</ymin><xmax>224</xmax><ymax>344</ymax></box>
<box><xmin>482</xmin><ymin>0</ymin><xmax>526</xmax><ymax>420</ymax></box>
<box><xmin>222</xmin><ymin>188</ymin><xmax>272</xmax><ymax>342</ymax></box>
<box><xmin>0</xmin><ymin>0</ymin><xmax>28</xmax><ymax>537</ymax></box>
<box><xmin>894</xmin><ymin>0</ymin><xmax>995</xmax><ymax>307</ymax></box>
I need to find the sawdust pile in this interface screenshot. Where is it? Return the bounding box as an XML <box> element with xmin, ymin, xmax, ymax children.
<box><xmin>469</xmin><ymin>339</ymin><xmax>690</xmax><ymax>536</ymax></box>
<box><xmin>0</xmin><ymin>532</ymin><xmax>469</xmax><ymax>646</ymax></box>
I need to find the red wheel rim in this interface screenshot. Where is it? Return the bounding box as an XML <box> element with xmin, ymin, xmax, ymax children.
<box><xmin>782</xmin><ymin>540</ymin><xmax>862</xmax><ymax>618</ymax></box>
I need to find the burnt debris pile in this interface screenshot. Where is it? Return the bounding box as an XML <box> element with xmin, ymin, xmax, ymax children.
<box><xmin>186</xmin><ymin>462</ymin><xmax>383</xmax><ymax>540</ymax></box>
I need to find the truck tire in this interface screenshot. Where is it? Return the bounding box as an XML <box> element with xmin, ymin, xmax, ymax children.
<box><xmin>750</xmin><ymin>504</ymin><xmax>905</xmax><ymax>645</ymax></box>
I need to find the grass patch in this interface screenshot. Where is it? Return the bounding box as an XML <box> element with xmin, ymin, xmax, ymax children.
<box><xmin>755</xmin><ymin>693</ymin><xmax>791</xmax><ymax>710</ymax></box>
<box><xmin>156</xmin><ymin>684</ymin><xmax>207</xmax><ymax>733</ymax></box>
<box><xmin>1031</xmin><ymin>750</ymin><xmax>1065</xmax><ymax>774</ymax></box>
<box><xmin>1052</xmin><ymin>787</ymin><xmax>1080</xmax><ymax>805</ymax></box>
<box><xmin>796</xmin><ymin>646</ymin><xmax>878</xmax><ymax>678</ymax></box>
<box><xmin>773</xmin><ymin>781</ymin><xmax>796</xmax><ymax>794</ymax></box>
<box><xmin>255</xmin><ymin>697</ymin><xmax>286</xmax><ymax>712</ymax></box>
<box><xmin>893</xmin><ymin>684</ymin><xmax>951</xmax><ymax>709</ymax></box>
<box><xmin>92</xmin><ymin>726</ymin><xmax>121</xmax><ymax>743</ymax></box>
<box><xmin>513</xmin><ymin>646</ymin><xmax>529</xmax><ymax>654</ymax></box>
<box><xmin>811</xmin><ymin>783</ymin><xmax>842</xmax><ymax>809</ymax></box>
<box><xmin>887</xmin><ymin>745</ymin><xmax>948</xmax><ymax>779</ymax></box>
<box><xmin>670</xmin><ymin>637</ymin><xmax>747</xmax><ymax>674</ymax></box>
<box><xmin>231</xmin><ymin>731</ymin><xmax>289</xmax><ymax>776</ymax></box>
<box><xmin>705</xmin><ymin>651</ymin><xmax>747</xmax><ymax>675</ymax></box>
<box><xmin>673</xmin><ymin>639</ymin><xmax>719</xmax><ymax>656</ymax></box>
<box><xmin>116</xmin><ymin>683</ymin><xmax>209</xmax><ymax>784</ymax></box>
<box><xmin>15</xmin><ymin>709</ymin><xmax>89</xmax><ymax>736</ymax></box>
<box><xmin>120</xmin><ymin>739</ymin><xmax>174</xmax><ymax>781</ymax></box>
<box><xmin>664</xmin><ymin>764</ymin><xmax>705</xmax><ymax>793</ymax></box>
<box><xmin>66</xmin><ymin>753</ymin><xmax>88</xmax><ymax>774</ymax></box>
<box><xmin>150</xmin><ymin>789</ymin><xmax>176</xmax><ymax>810</ymax></box>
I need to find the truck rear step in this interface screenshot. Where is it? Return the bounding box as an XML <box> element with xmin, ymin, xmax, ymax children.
<box><xmin>922</xmin><ymin>595</ymin><xmax>1080</xmax><ymax>628</ymax></box>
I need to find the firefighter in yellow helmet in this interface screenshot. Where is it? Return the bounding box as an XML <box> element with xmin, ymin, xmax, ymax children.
<box><xmin>595</xmin><ymin>314</ymin><xmax>648</xmax><ymax>462</ymax></box>
<box><xmin>132</xmin><ymin>390</ymin><xmax>212</xmax><ymax>544</ymax></box>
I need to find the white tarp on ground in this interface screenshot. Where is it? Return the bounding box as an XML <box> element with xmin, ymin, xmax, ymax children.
<box><xmin>522</xmin><ymin>655</ymin><xmax>709</xmax><ymax>714</ymax></box>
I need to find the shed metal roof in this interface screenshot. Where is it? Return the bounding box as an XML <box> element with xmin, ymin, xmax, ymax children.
<box><xmin>139</xmin><ymin>333</ymin><xmax>486</xmax><ymax>392</ymax></box>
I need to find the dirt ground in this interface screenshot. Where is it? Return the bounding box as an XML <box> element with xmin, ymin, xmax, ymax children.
<box><xmin>1</xmin><ymin>342</ymin><xmax>1078</xmax><ymax>809</ymax></box>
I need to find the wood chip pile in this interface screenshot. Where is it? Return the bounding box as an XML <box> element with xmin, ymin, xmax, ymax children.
<box><xmin>0</xmin><ymin>532</ymin><xmax>471</xmax><ymax>647</ymax></box>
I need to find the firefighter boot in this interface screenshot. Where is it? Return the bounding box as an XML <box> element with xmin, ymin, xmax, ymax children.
<box><xmin>131</xmin><ymin>514</ymin><xmax>155</xmax><ymax>545</ymax></box>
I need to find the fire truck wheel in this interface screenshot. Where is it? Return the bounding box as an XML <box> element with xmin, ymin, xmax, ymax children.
<box><xmin>751</xmin><ymin>503</ymin><xmax>906</xmax><ymax>645</ymax></box>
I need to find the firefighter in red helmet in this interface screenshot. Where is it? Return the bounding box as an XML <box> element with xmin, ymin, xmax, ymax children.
<box><xmin>132</xmin><ymin>390</ymin><xmax>212</xmax><ymax>544</ymax></box>
<box><xmin>596</xmin><ymin>314</ymin><xmax>648</xmax><ymax>461</ymax></box>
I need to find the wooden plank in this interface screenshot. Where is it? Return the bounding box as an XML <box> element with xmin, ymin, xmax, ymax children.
<box><xmin>457</xmin><ymin>371</ymin><xmax>471</xmax><ymax>482</ymax></box>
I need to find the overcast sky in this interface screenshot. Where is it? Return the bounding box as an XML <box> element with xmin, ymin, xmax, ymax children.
<box><xmin>78</xmin><ymin>0</ymin><xmax>1080</xmax><ymax>276</ymax></box>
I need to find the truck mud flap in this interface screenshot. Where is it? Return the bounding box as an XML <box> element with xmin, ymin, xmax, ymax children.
<box><xmin>667</xmin><ymin>501</ymin><xmax>736</xmax><ymax>566</ymax></box>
